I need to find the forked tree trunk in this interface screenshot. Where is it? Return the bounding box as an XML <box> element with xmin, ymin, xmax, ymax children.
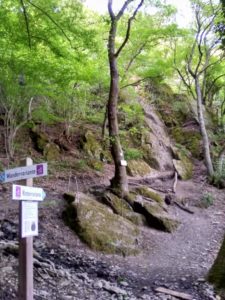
<box><xmin>107</xmin><ymin>0</ymin><xmax>144</xmax><ymax>195</ymax></box>
<box><xmin>107</xmin><ymin>18</ymin><xmax>128</xmax><ymax>194</ymax></box>
<box><xmin>195</xmin><ymin>77</ymin><xmax>214</xmax><ymax>177</ymax></box>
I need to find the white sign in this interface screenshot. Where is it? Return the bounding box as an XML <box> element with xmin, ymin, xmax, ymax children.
<box><xmin>12</xmin><ymin>185</ymin><xmax>46</xmax><ymax>201</ymax></box>
<box><xmin>21</xmin><ymin>201</ymin><xmax>38</xmax><ymax>238</ymax></box>
<box><xmin>0</xmin><ymin>163</ymin><xmax>48</xmax><ymax>183</ymax></box>
<box><xmin>120</xmin><ymin>160</ymin><xmax>128</xmax><ymax>166</ymax></box>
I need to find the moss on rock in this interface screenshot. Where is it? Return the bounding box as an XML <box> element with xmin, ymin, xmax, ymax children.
<box><xmin>43</xmin><ymin>143</ymin><xmax>60</xmax><ymax>161</ymax></box>
<box><xmin>127</xmin><ymin>160</ymin><xmax>152</xmax><ymax>177</ymax></box>
<box><xmin>171</xmin><ymin>127</ymin><xmax>202</xmax><ymax>159</ymax></box>
<box><xmin>64</xmin><ymin>193</ymin><xmax>140</xmax><ymax>255</ymax></box>
<box><xmin>134</xmin><ymin>200</ymin><xmax>180</xmax><ymax>232</ymax></box>
<box><xmin>123</xmin><ymin>211</ymin><xmax>147</xmax><ymax>226</ymax></box>
<box><xmin>83</xmin><ymin>130</ymin><xmax>103</xmax><ymax>160</ymax></box>
<box><xmin>135</xmin><ymin>186</ymin><xmax>164</xmax><ymax>205</ymax></box>
<box><xmin>102</xmin><ymin>192</ymin><xmax>133</xmax><ymax>215</ymax></box>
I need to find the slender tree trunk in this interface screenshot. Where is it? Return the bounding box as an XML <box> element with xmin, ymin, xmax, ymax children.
<box><xmin>107</xmin><ymin>19</ymin><xmax>128</xmax><ymax>194</ymax></box>
<box><xmin>195</xmin><ymin>77</ymin><xmax>214</xmax><ymax>177</ymax></box>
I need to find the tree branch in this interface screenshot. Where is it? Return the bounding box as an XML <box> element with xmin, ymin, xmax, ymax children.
<box><xmin>20</xmin><ymin>0</ymin><xmax>31</xmax><ymax>49</ymax></box>
<box><xmin>116</xmin><ymin>0</ymin><xmax>134</xmax><ymax>20</ymax></box>
<box><xmin>108</xmin><ymin>0</ymin><xmax>115</xmax><ymax>20</ymax></box>
<box><xmin>115</xmin><ymin>0</ymin><xmax>144</xmax><ymax>57</ymax></box>
<box><xmin>26</xmin><ymin>0</ymin><xmax>72</xmax><ymax>46</ymax></box>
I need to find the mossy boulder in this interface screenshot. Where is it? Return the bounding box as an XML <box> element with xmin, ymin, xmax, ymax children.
<box><xmin>102</xmin><ymin>192</ymin><xmax>133</xmax><ymax>214</ymax></box>
<box><xmin>83</xmin><ymin>130</ymin><xmax>103</xmax><ymax>160</ymax></box>
<box><xmin>64</xmin><ymin>193</ymin><xmax>140</xmax><ymax>255</ymax></box>
<box><xmin>122</xmin><ymin>211</ymin><xmax>147</xmax><ymax>226</ymax></box>
<box><xmin>127</xmin><ymin>160</ymin><xmax>152</xmax><ymax>177</ymax></box>
<box><xmin>134</xmin><ymin>200</ymin><xmax>180</xmax><ymax>232</ymax></box>
<box><xmin>102</xmin><ymin>192</ymin><xmax>146</xmax><ymax>226</ymax></box>
<box><xmin>208</xmin><ymin>234</ymin><xmax>225</xmax><ymax>290</ymax></box>
<box><xmin>43</xmin><ymin>143</ymin><xmax>60</xmax><ymax>161</ymax></box>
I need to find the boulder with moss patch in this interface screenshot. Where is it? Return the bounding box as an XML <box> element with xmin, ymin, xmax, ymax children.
<box><xmin>173</xmin><ymin>157</ymin><xmax>193</xmax><ymax>180</ymax></box>
<box><xmin>127</xmin><ymin>160</ymin><xmax>152</xmax><ymax>177</ymax></box>
<box><xmin>43</xmin><ymin>143</ymin><xmax>60</xmax><ymax>161</ymax></box>
<box><xmin>134</xmin><ymin>200</ymin><xmax>180</xmax><ymax>232</ymax></box>
<box><xmin>64</xmin><ymin>193</ymin><xmax>140</xmax><ymax>255</ymax></box>
<box><xmin>102</xmin><ymin>192</ymin><xmax>133</xmax><ymax>214</ymax></box>
<box><xmin>134</xmin><ymin>186</ymin><xmax>164</xmax><ymax>205</ymax></box>
<box><xmin>102</xmin><ymin>192</ymin><xmax>146</xmax><ymax>226</ymax></box>
<box><xmin>83</xmin><ymin>130</ymin><xmax>103</xmax><ymax>160</ymax></box>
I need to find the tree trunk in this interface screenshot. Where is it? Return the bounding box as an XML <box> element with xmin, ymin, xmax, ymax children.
<box><xmin>107</xmin><ymin>19</ymin><xmax>128</xmax><ymax>195</ymax></box>
<box><xmin>195</xmin><ymin>77</ymin><xmax>214</xmax><ymax>177</ymax></box>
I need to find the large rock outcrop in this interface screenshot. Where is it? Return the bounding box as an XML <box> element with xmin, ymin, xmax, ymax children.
<box><xmin>140</xmin><ymin>98</ymin><xmax>174</xmax><ymax>171</ymax></box>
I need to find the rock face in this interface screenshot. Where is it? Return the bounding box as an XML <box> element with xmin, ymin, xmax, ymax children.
<box><xmin>140</xmin><ymin>98</ymin><xmax>174</xmax><ymax>171</ymax></box>
<box><xmin>64</xmin><ymin>193</ymin><xmax>140</xmax><ymax>255</ymax></box>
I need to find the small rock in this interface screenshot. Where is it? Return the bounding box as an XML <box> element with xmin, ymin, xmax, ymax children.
<box><xmin>120</xmin><ymin>281</ymin><xmax>129</xmax><ymax>287</ymax></box>
<box><xmin>93</xmin><ymin>280</ymin><xmax>104</xmax><ymax>289</ymax></box>
<box><xmin>103</xmin><ymin>281</ymin><xmax>127</xmax><ymax>295</ymax></box>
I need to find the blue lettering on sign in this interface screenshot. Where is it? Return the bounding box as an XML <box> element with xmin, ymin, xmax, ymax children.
<box><xmin>0</xmin><ymin>172</ymin><xmax>5</xmax><ymax>183</ymax></box>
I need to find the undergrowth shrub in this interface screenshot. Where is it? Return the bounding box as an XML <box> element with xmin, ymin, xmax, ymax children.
<box><xmin>125</xmin><ymin>148</ymin><xmax>143</xmax><ymax>160</ymax></box>
<box><xmin>201</xmin><ymin>192</ymin><xmax>214</xmax><ymax>208</ymax></box>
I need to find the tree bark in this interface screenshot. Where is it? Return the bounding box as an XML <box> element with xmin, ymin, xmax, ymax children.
<box><xmin>107</xmin><ymin>17</ymin><xmax>128</xmax><ymax>194</ymax></box>
<box><xmin>195</xmin><ymin>77</ymin><xmax>214</xmax><ymax>177</ymax></box>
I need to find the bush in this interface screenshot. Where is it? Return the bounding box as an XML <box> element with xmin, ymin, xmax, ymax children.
<box><xmin>201</xmin><ymin>192</ymin><xmax>214</xmax><ymax>208</ymax></box>
<box><xmin>124</xmin><ymin>148</ymin><xmax>143</xmax><ymax>160</ymax></box>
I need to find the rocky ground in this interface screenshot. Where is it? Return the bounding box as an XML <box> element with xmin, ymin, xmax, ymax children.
<box><xmin>0</xmin><ymin>161</ymin><xmax>225</xmax><ymax>300</ymax></box>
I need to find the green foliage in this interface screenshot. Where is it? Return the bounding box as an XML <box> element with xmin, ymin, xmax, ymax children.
<box><xmin>201</xmin><ymin>192</ymin><xmax>214</xmax><ymax>208</ymax></box>
<box><xmin>124</xmin><ymin>148</ymin><xmax>143</xmax><ymax>161</ymax></box>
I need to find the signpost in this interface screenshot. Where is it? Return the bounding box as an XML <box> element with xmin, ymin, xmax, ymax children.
<box><xmin>0</xmin><ymin>162</ymin><xmax>47</xmax><ymax>183</ymax></box>
<box><xmin>12</xmin><ymin>185</ymin><xmax>46</xmax><ymax>201</ymax></box>
<box><xmin>1</xmin><ymin>158</ymin><xmax>48</xmax><ymax>300</ymax></box>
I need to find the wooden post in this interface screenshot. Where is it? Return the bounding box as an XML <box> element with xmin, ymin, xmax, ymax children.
<box><xmin>18</xmin><ymin>157</ymin><xmax>33</xmax><ymax>300</ymax></box>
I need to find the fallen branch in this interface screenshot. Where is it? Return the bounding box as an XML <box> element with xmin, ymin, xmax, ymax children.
<box><xmin>174</xmin><ymin>201</ymin><xmax>194</xmax><ymax>214</ymax></box>
<box><xmin>155</xmin><ymin>287</ymin><xmax>193</xmax><ymax>300</ymax></box>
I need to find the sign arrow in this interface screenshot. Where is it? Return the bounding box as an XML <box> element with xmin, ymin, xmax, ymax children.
<box><xmin>12</xmin><ymin>185</ymin><xmax>46</xmax><ymax>201</ymax></box>
<box><xmin>1</xmin><ymin>162</ymin><xmax>47</xmax><ymax>183</ymax></box>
